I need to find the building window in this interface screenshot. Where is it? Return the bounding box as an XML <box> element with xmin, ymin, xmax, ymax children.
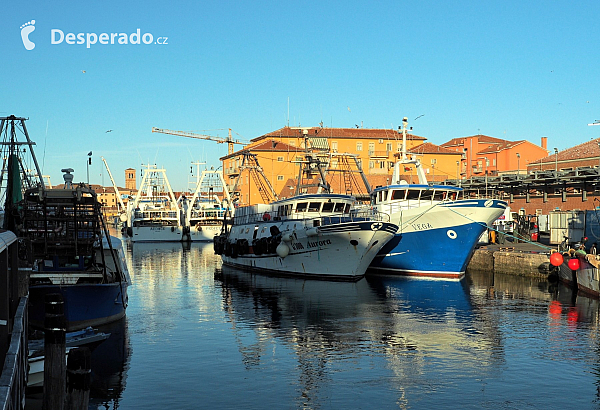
<box><xmin>369</xmin><ymin>161</ymin><xmax>374</xmax><ymax>169</ymax></box>
<box><xmin>277</xmin><ymin>156</ymin><xmax>284</xmax><ymax>162</ymax></box>
<box><xmin>378</xmin><ymin>139</ymin><xmax>383</xmax><ymax>144</ymax></box>
<box><xmin>356</xmin><ymin>142</ymin><xmax>362</xmax><ymax>151</ymax></box>
<box><xmin>332</xmin><ymin>141</ymin><xmax>338</xmax><ymax>152</ymax></box>
<box><xmin>331</xmin><ymin>159</ymin><xmax>338</xmax><ymax>168</ymax></box>
<box><xmin>386</xmin><ymin>143</ymin><xmax>392</xmax><ymax>152</ymax></box>
<box><xmin>379</xmin><ymin>161</ymin><xmax>385</xmax><ymax>169</ymax></box>
<box><xmin>397</xmin><ymin>143</ymin><xmax>403</xmax><ymax>152</ymax></box>
<box><xmin>368</xmin><ymin>142</ymin><xmax>375</xmax><ymax>154</ymax></box>
<box><xmin>277</xmin><ymin>175</ymin><xmax>284</xmax><ymax>181</ymax></box>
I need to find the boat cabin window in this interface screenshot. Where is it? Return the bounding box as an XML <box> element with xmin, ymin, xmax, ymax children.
<box><xmin>344</xmin><ymin>204</ymin><xmax>351</xmax><ymax>213</ymax></box>
<box><xmin>449</xmin><ymin>192</ymin><xmax>458</xmax><ymax>200</ymax></box>
<box><xmin>391</xmin><ymin>189</ymin><xmax>405</xmax><ymax>200</ymax></box>
<box><xmin>295</xmin><ymin>202</ymin><xmax>308</xmax><ymax>212</ymax></box>
<box><xmin>334</xmin><ymin>203</ymin><xmax>345</xmax><ymax>213</ymax></box>
<box><xmin>308</xmin><ymin>202</ymin><xmax>321</xmax><ymax>212</ymax></box>
<box><xmin>420</xmin><ymin>190</ymin><xmax>434</xmax><ymax>201</ymax></box>
<box><xmin>433</xmin><ymin>191</ymin><xmax>446</xmax><ymax>201</ymax></box>
<box><xmin>406</xmin><ymin>190</ymin><xmax>421</xmax><ymax>201</ymax></box>
<box><xmin>322</xmin><ymin>202</ymin><xmax>335</xmax><ymax>212</ymax></box>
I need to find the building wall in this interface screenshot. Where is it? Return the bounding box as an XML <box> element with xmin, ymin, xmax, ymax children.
<box><xmin>222</xmin><ymin>128</ymin><xmax>428</xmax><ymax>206</ymax></box>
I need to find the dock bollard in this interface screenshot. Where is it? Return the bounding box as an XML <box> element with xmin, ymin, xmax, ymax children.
<box><xmin>66</xmin><ymin>347</ymin><xmax>91</xmax><ymax>410</ymax></box>
<box><xmin>44</xmin><ymin>293</ymin><xmax>66</xmax><ymax>410</ymax></box>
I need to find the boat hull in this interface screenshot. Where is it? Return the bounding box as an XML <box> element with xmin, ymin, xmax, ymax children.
<box><xmin>28</xmin><ymin>282</ymin><xmax>129</xmax><ymax>331</ymax></box>
<box><xmin>129</xmin><ymin>225</ymin><xmax>184</xmax><ymax>242</ymax></box>
<box><xmin>369</xmin><ymin>199</ymin><xmax>507</xmax><ymax>279</ymax></box>
<box><xmin>188</xmin><ymin>223</ymin><xmax>222</xmax><ymax>242</ymax></box>
<box><xmin>557</xmin><ymin>256</ymin><xmax>600</xmax><ymax>298</ymax></box>
<box><xmin>221</xmin><ymin>221</ymin><xmax>398</xmax><ymax>281</ymax></box>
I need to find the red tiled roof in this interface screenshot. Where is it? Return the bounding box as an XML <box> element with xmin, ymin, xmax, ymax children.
<box><xmin>249</xmin><ymin>139</ymin><xmax>304</xmax><ymax>152</ymax></box>
<box><xmin>441</xmin><ymin>134</ymin><xmax>508</xmax><ymax>147</ymax></box>
<box><xmin>478</xmin><ymin>140</ymin><xmax>525</xmax><ymax>154</ymax></box>
<box><xmin>408</xmin><ymin>143</ymin><xmax>457</xmax><ymax>155</ymax></box>
<box><xmin>255</xmin><ymin>126</ymin><xmax>426</xmax><ymax>142</ymax></box>
<box><xmin>540</xmin><ymin>138</ymin><xmax>600</xmax><ymax>161</ymax></box>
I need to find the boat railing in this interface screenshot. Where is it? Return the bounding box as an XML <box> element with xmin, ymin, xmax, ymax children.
<box><xmin>231</xmin><ymin>209</ymin><xmax>390</xmax><ymax>226</ymax></box>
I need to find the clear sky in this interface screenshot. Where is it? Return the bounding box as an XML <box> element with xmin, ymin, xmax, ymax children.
<box><xmin>2</xmin><ymin>0</ymin><xmax>600</xmax><ymax>191</ymax></box>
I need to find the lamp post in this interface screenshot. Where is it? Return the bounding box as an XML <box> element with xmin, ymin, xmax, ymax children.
<box><xmin>87</xmin><ymin>151</ymin><xmax>92</xmax><ymax>184</ymax></box>
<box><xmin>554</xmin><ymin>148</ymin><xmax>558</xmax><ymax>175</ymax></box>
<box><xmin>485</xmin><ymin>158</ymin><xmax>489</xmax><ymax>197</ymax></box>
<box><xmin>456</xmin><ymin>160</ymin><xmax>460</xmax><ymax>186</ymax></box>
<box><xmin>516</xmin><ymin>152</ymin><xmax>520</xmax><ymax>176</ymax></box>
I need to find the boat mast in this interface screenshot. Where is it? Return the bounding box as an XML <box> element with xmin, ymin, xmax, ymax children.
<box><xmin>392</xmin><ymin>117</ymin><xmax>428</xmax><ymax>185</ymax></box>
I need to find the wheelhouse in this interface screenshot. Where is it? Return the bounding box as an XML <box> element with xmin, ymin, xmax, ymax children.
<box><xmin>371</xmin><ymin>184</ymin><xmax>463</xmax><ymax>209</ymax></box>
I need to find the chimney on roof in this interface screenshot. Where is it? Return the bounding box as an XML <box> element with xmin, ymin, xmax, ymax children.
<box><xmin>541</xmin><ymin>136</ymin><xmax>547</xmax><ymax>150</ymax></box>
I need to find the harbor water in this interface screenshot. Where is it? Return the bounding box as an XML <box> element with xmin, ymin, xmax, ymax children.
<box><xmin>38</xmin><ymin>239</ymin><xmax>600</xmax><ymax>409</ymax></box>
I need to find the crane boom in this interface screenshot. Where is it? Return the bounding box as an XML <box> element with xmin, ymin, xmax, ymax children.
<box><xmin>101</xmin><ymin>156</ymin><xmax>126</xmax><ymax>212</ymax></box>
<box><xmin>151</xmin><ymin>127</ymin><xmax>244</xmax><ymax>155</ymax></box>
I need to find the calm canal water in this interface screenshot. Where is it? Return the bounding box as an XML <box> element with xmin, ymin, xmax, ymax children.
<box><xmin>52</xmin><ymin>240</ymin><xmax>600</xmax><ymax>409</ymax></box>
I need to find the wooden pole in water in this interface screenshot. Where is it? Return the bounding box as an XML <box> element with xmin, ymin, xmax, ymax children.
<box><xmin>44</xmin><ymin>293</ymin><xmax>66</xmax><ymax>410</ymax></box>
<box><xmin>66</xmin><ymin>347</ymin><xmax>91</xmax><ymax>410</ymax></box>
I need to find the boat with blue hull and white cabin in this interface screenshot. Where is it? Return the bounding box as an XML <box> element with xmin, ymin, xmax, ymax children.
<box><xmin>20</xmin><ymin>174</ymin><xmax>131</xmax><ymax>331</ymax></box>
<box><xmin>367</xmin><ymin>118</ymin><xmax>508</xmax><ymax>279</ymax></box>
<box><xmin>215</xmin><ymin>193</ymin><xmax>398</xmax><ymax>281</ymax></box>
<box><xmin>0</xmin><ymin>116</ymin><xmax>131</xmax><ymax>331</ymax></box>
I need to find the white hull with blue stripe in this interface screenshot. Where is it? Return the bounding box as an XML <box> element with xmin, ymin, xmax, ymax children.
<box><xmin>368</xmin><ymin>193</ymin><xmax>507</xmax><ymax>279</ymax></box>
<box><xmin>367</xmin><ymin>117</ymin><xmax>508</xmax><ymax>279</ymax></box>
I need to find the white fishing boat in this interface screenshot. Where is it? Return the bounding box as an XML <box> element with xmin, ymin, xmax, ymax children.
<box><xmin>123</xmin><ymin>166</ymin><xmax>184</xmax><ymax>242</ymax></box>
<box><xmin>215</xmin><ymin>192</ymin><xmax>398</xmax><ymax>280</ymax></box>
<box><xmin>367</xmin><ymin>118</ymin><xmax>508</xmax><ymax>279</ymax></box>
<box><xmin>182</xmin><ymin>169</ymin><xmax>234</xmax><ymax>242</ymax></box>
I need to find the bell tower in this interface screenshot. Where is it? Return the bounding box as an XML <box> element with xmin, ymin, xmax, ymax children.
<box><xmin>125</xmin><ymin>168</ymin><xmax>136</xmax><ymax>190</ymax></box>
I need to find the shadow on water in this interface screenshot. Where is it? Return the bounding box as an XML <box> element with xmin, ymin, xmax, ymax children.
<box><xmin>25</xmin><ymin>317</ymin><xmax>130</xmax><ymax>410</ymax></box>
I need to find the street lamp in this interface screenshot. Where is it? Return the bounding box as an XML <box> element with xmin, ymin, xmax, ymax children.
<box><xmin>554</xmin><ymin>148</ymin><xmax>558</xmax><ymax>175</ymax></box>
<box><xmin>485</xmin><ymin>158</ymin><xmax>489</xmax><ymax>197</ymax></box>
<box><xmin>456</xmin><ymin>160</ymin><xmax>460</xmax><ymax>186</ymax></box>
<box><xmin>516</xmin><ymin>153</ymin><xmax>520</xmax><ymax>176</ymax></box>
<box><xmin>87</xmin><ymin>151</ymin><xmax>92</xmax><ymax>184</ymax></box>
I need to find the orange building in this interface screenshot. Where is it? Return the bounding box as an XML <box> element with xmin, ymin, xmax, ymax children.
<box><xmin>220</xmin><ymin>126</ymin><xmax>431</xmax><ymax>206</ymax></box>
<box><xmin>441</xmin><ymin>135</ymin><xmax>549</xmax><ymax>179</ymax></box>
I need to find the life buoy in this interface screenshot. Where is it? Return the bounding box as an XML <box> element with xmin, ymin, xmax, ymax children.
<box><xmin>263</xmin><ymin>212</ymin><xmax>271</xmax><ymax>221</ymax></box>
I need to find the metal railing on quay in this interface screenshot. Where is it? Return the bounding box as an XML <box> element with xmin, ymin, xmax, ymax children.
<box><xmin>0</xmin><ymin>297</ymin><xmax>28</xmax><ymax>410</ymax></box>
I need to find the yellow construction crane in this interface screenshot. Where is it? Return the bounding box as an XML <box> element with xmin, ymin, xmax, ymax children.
<box><xmin>151</xmin><ymin>127</ymin><xmax>245</xmax><ymax>155</ymax></box>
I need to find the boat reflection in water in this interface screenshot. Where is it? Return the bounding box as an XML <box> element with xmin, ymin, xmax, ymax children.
<box><xmin>88</xmin><ymin>318</ymin><xmax>131</xmax><ymax>409</ymax></box>
<box><xmin>25</xmin><ymin>317</ymin><xmax>130</xmax><ymax>410</ymax></box>
<box><xmin>214</xmin><ymin>265</ymin><xmax>492</xmax><ymax>408</ymax></box>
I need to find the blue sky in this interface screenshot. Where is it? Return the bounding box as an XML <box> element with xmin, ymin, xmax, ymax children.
<box><xmin>3</xmin><ymin>0</ymin><xmax>600</xmax><ymax>191</ymax></box>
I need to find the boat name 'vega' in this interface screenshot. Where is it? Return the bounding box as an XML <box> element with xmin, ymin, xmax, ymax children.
<box><xmin>291</xmin><ymin>239</ymin><xmax>332</xmax><ymax>250</ymax></box>
<box><xmin>411</xmin><ymin>223</ymin><xmax>433</xmax><ymax>231</ymax></box>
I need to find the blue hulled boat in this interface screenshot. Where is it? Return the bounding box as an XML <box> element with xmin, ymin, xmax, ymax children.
<box><xmin>367</xmin><ymin>118</ymin><xmax>508</xmax><ymax>279</ymax></box>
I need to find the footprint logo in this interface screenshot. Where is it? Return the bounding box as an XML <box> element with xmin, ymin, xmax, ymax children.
<box><xmin>20</xmin><ymin>20</ymin><xmax>36</xmax><ymax>50</ymax></box>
